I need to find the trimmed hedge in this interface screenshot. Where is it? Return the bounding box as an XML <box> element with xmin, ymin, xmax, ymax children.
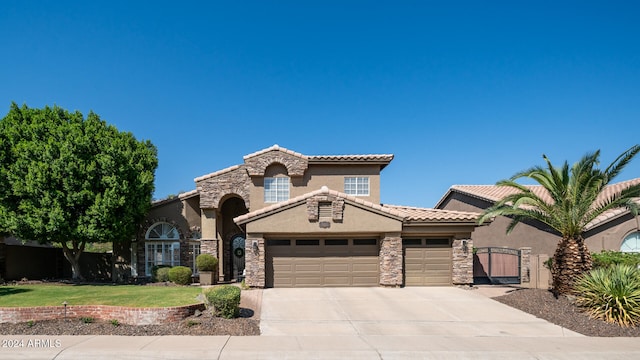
<box><xmin>151</xmin><ymin>265</ymin><xmax>172</xmax><ymax>282</ymax></box>
<box><xmin>196</xmin><ymin>253</ymin><xmax>218</xmax><ymax>272</ymax></box>
<box><xmin>592</xmin><ymin>251</ymin><xmax>640</xmax><ymax>269</ymax></box>
<box><xmin>204</xmin><ymin>285</ymin><xmax>241</xmax><ymax>319</ymax></box>
<box><xmin>168</xmin><ymin>266</ymin><xmax>193</xmax><ymax>285</ymax></box>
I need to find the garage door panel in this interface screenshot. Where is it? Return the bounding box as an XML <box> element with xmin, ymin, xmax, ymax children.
<box><xmin>267</xmin><ymin>239</ymin><xmax>379</xmax><ymax>287</ymax></box>
<box><xmin>405</xmin><ymin>247</ymin><xmax>452</xmax><ymax>286</ymax></box>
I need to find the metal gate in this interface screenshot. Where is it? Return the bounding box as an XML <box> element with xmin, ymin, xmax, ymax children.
<box><xmin>473</xmin><ymin>247</ymin><xmax>521</xmax><ymax>285</ymax></box>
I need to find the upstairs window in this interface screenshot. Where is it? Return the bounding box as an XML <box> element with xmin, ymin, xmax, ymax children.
<box><xmin>344</xmin><ymin>177</ymin><xmax>369</xmax><ymax>196</ymax></box>
<box><xmin>264</xmin><ymin>177</ymin><xmax>290</xmax><ymax>203</ymax></box>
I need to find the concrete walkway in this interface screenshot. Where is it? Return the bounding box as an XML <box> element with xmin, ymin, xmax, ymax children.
<box><xmin>2</xmin><ymin>286</ymin><xmax>640</xmax><ymax>359</ymax></box>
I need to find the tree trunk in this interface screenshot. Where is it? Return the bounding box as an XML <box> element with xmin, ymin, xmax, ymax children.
<box><xmin>551</xmin><ymin>235</ymin><xmax>592</xmax><ymax>296</ymax></box>
<box><xmin>60</xmin><ymin>241</ymin><xmax>86</xmax><ymax>281</ymax></box>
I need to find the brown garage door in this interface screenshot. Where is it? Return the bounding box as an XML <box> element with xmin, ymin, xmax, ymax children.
<box><xmin>266</xmin><ymin>238</ymin><xmax>379</xmax><ymax>287</ymax></box>
<box><xmin>404</xmin><ymin>238</ymin><xmax>452</xmax><ymax>286</ymax></box>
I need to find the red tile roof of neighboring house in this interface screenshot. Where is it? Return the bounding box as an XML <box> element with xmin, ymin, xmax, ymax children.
<box><xmin>436</xmin><ymin>178</ymin><xmax>640</xmax><ymax>230</ymax></box>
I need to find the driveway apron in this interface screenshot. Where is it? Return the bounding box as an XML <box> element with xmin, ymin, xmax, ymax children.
<box><xmin>259</xmin><ymin>287</ymin><xmax>582</xmax><ymax>337</ymax></box>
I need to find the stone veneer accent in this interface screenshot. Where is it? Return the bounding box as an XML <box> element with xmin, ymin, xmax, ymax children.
<box><xmin>200</xmin><ymin>239</ymin><xmax>218</xmax><ymax>259</ymax></box>
<box><xmin>245</xmin><ymin>235</ymin><xmax>265</xmax><ymax>288</ymax></box>
<box><xmin>306</xmin><ymin>195</ymin><xmax>345</xmax><ymax>222</ymax></box>
<box><xmin>379</xmin><ymin>234</ymin><xmax>403</xmax><ymax>286</ymax></box>
<box><xmin>452</xmin><ymin>238</ymin><xmax>473</xmax><ymax>285</ymax></box>
<box><xmin>0</xmin><ymin>303</ymin><xmax>205</xmax><ymax>326</ymax></box>
<box><xmin>196</xmin><ymin>167</ymin><xmax>250</xmax><ymax>209</ymax></box>
<box><xmin>519</xmin><ymin>247</ymin><xmax>531</xmax><ymax>283</ymax></box>
<box><xmin>244</xmin><ymin>150</ymin><xmax>308</xmax><ymax>177</ymax></box>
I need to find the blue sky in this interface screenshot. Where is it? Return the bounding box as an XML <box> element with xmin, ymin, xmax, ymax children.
<box><xmin>2</xmin><ymin>1</ymin><xmax>639</xmax><ymax>207</ymax></box>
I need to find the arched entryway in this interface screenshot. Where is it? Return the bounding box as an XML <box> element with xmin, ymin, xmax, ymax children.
<box><xmin>220</xmin><ymin>196</ymin><xmax>248</xmax><ymax>281</ymax></box>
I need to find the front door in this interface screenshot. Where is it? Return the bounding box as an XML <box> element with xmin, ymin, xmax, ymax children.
<box><xmin>232</xmin><ymin>235</ymin><xmax>246</xmax><ymax>280</ymax></box>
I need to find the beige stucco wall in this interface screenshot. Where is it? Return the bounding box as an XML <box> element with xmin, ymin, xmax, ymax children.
<box><xmin>440</xmin><ymin>192</ymin><xmax>640</xmax><ymax>256</ymax></box>
<box><xmin>245</xmin><ymin>202</ymin><xmax>402</xmax><ymax>235</ymax></box>
<box><xmin>585</xmin><ymin>213</ymin><xmax>640</xmax><ymax>253</ymax></box>
<box><xmin>249</xmin><ymin>164</ymin><xmax>382</xmax><ymax>211</ymax></box>
<box><xmin>439</xmin><ymin>194</ymin><xmax>560</xmax><ymax>256</ymax></box>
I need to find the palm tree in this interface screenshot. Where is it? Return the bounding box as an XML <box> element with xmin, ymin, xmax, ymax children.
<box><xmin>478</xmin><ymin>145</ymin><xmax>640</xmax><ymax>295</ymax></box>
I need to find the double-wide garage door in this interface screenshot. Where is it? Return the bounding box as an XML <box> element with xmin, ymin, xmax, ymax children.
<box><xmin>266</xmin><ymin>238</ymin><xmax>379</xmax><ymax>287</ymax></box>
<box><xmin>404</xmin><ymin>238</ymin><xmax>453</xmax><ymax>286</ymax></box>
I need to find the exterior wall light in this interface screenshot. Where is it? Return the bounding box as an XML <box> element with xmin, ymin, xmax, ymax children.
<box><xmin>462</xmin><ymin>240</ymin><xmax>469</xmax><ymax>254</ymax></box>
<box><xmin>252</xmin><ymin>241</ymin><xmax>259</xmax><ymax>254</ymax></box>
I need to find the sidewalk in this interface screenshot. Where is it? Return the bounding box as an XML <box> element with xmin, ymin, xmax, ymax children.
<box><xmin>1</xmin><ymin>335</ymin><xmax>640</xmax><ymax>359</ymax></box>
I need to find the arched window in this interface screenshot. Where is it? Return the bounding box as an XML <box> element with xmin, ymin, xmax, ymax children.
<box><xmin>621</xmin><ymin>232</ymin><xmax>640</xmax><ymax>253</ymax></box>
<box><xmin>264</xmin><ymin>163</ymin><xmax>290</xmax><ymax>203</ymax></box>
<box><xmin>144</xmin><ymin>222</ymin><xmax>181</xmax><ymax>276</ymax></box>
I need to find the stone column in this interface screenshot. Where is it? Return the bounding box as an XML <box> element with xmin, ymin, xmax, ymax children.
<box><xmin>201</xmin><ymin>208</ymin><xmax>223</xmax><ymax>281</ymax></box>
<box><xmin>452</xmin><ymin>238</ymin><xmax>473</xmax><ymax>285</ymax></box>
<box><xmin>519</xmin><ymin>247</ymin><xmax>531</xmax><ymax>284</ymax></box>
<box><xmin>245</xmin><ymin>234</ymin><xmax>265</xmax><ymax>288</ymax></box>
<box><xmin>379</xmin><ymin>233</ymin><xmax>403</xmax><ymax>287</ymax></box>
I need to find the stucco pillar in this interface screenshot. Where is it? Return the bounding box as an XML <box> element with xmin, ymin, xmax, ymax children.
<box><xmin>452</xmin><ymin>238</ymin><xmax>473</xmax><ymax>285</ymax></box>
<box><xmin>245</xmin><ymin>234</ymin><xmax>265</xmax><ymax>288</ymax></box>
<box><xmin>379</xmin><ymin>233</ymin><xmax>403</xmax><ymax>287</ymax></box>
<box><xmin>200</xmin><ymin>209</ymin><xmax>223</xmax><ymax>281</ymax></box>
<box><xmin>519</xmin><ymin>247</ymin><xmax>532</xmax><ymax>285</ymax></box>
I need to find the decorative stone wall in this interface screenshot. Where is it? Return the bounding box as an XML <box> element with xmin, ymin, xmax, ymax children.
<box><xmin>196</xmin><ymin>167</ymin><xmax>251</xmax><ymax>209</ymax></box>
<box><xmin>200</xmin><ymin>240</ymin><xmax>218</xmax><ymax>259</ymax></box>
<box><xmin>520</xmin><ymin>247</ymin><xmax>532</xmax><ymax>283</ymax></box>
<box><xmin>0</xmin><ymin>303</ymin><xmax>206</xmax><ymax>326</ymax></box>
<box><xmin>244</xmin><ymin>235</ymin><xmax>265</xmax><ymax>288</ymax></box>
<box><xmin>379</xmin><ymin>234</ymin><xmax>403</xmax><ymax>286</ymax></box>
<box><xmin>244</xmin><ymin>150</ymin><xmax>308</xmax><ymax>177</ymax></box>
<box><xmin>306</xmin><ymin>195</ymin><xmax>345</xmax><ymax>222</ymax></box>
<box><xmin>452</xmin><ymin>238</ymin><xmax>473</xmax><ymax>285</ymax></box>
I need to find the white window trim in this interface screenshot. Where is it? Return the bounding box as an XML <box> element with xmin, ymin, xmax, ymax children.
<box><xmin>344</xmin><ymin>177</ymin><xmax>370</xmax><ymax>196</ymax></box>
<box><xmin>144</xmin><ymin>222</ymin><xmax>181</xmax><ymax>276</ymax></box>
<box><xmin>621</xmin><ymin>232</ymin><xmax>640</xmax><ymax>253</ymax></box>
<box><xmin>264</xmin><ymin>176</ymin><xmax>290</xmax><ymax>203</ymax></box>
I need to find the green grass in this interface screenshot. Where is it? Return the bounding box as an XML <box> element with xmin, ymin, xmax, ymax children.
<box><xmin>0</xmin><ymin>285</ymin><xmax>203</xmax><ymax>307</ymax></box>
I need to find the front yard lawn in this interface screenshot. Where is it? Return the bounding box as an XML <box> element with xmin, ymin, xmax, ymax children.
<box><xmin>0</xmin><ymin>285</ymin><xmax>203</xmax><ymax>307</ymax></box>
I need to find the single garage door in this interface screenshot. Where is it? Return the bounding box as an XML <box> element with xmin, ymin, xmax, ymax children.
<box><xmin>404</xmin><ymin>238</ymin><xmax>452</xmax><ymax>286</ymax></box>
<box><xmin>266</xmin><ymin>238</ymin><xmax>379</xmax><ymax>287</ymax></box>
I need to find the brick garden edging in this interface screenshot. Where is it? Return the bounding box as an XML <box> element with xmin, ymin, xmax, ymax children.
<box><xmin>0</xmin><ymin>303</ymin><xmax>206</xmax><ymax>325</ymax></box>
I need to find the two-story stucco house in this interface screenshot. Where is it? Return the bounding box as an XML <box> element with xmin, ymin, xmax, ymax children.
<box><xmin>113</xmin><ymin>145</ymin><xmax>484</xmax><ymax>287</ymax></box>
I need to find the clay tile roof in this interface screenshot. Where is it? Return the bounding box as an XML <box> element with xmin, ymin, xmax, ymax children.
<box><xmin>194</xmin><ymin>165</ymin><xmax>242</xmax><ymax>182</ymax></box>
<box><xmin>234</xmin><ymin>186</ymin><xmax>405</xmax><ymax>224</ymax></box>
<box><xmin>178</xmin><ymin>189</ymin><xmax>198</xmax><ymax>200</ymax></box>
<box><xmin>441</xmin><ymin>178</ymin><xmax>640</xmax><ymax>230</ymax></box>
<box><xmin>243</xmin><ymin>144</ymin><xmax>307</xmax><ymax>160</ymax></box>
<box><xmin>308</xmin><ymin>154</ymin><xmax>394</xmax><ymax>162</ymax></box>
<box><xmin>383</xmin><ymin>205</ymin><xmax>481</xmax><ymax>222</ymax></box>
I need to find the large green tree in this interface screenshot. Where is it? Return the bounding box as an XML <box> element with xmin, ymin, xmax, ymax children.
<box><xmin>0</xmin><ymin>103</ymin><xmax>158</xmax><ymax>280</ymax></box>
<box><xmin>478</xmin><ymin>145</ymin><xmax>640</xmax><ymax>295</ymax></box>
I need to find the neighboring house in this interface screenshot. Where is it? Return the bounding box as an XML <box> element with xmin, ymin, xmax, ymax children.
<box><xmin>435</xmin><ymin>178</ymin><xmax>640</xmax><ymax>257</ymax></box>
<box><xmin>114</xmin><ymin>145</ymin><xmax>484</xmax><ymax>287</ymax></box>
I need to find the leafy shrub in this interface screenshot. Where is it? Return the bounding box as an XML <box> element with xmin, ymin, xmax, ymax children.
<box><xmin>592</xmin><ymin>251</ymin><xmax>640</xmax><ymax>269</ymax></box>
<box><xmin>81</xmin><ymin>317</ymin><xmax>94</xmax><ymax>324</ymax></box>
<box><xmin>574</xmin><ymin>264</ymin><xmax>640</xmax><ymax>327</ymax></box>
<box><xmin>155</xmin><ymin>267</ymin><xmax>172</xmax><ymax>282</ymax></box>
<box><xmin>151</xmin><ymin>265</ymin><xmax>172</xmax><ymax>282</ymax></box>
<box><xmin>168</xmin><ymin>266</ymin><xmax>193</xmax><ymax>285</ymax></box>
<box><xmin>110</xmin><ymin>319</ymin><xmax>120</xmax><ymax>327</ymax></box>
<box><xmin>27</xmin><ymin>320</ymin><xmax>35</xmax><ymax>327</ymax></box>
<box><xmin>204</xmin><ymin>285</ymin><xmax>241</xmax><ymax>319</ymax></box>
<box><xmin>196</xmin><ymin>254</ymin><xmax>218</xmax><ymax>272</ymax></box>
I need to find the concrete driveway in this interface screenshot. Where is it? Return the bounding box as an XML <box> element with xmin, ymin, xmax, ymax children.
<box><xmin>260</xmin><ymin>287</ymin><xmax>582</xmax><ymax>337</ymax></box>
